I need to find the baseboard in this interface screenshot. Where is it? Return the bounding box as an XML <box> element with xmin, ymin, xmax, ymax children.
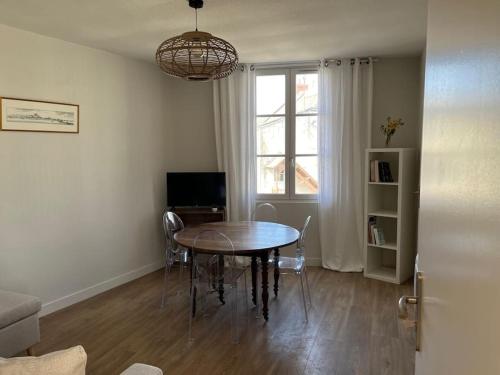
<box><xmin>40</xmin><ymin>260</ymin><xmax>163</xmax><ymax>317</ymax></box>
<box><xmin>40</xmin><ymin>257</ymin><xmax>318</xmax><ymax>317</ymax></box>
<box><xmin>306</xmin><ymin>257</ymin><xmax>322</xmax><ymax>267</ymax></box>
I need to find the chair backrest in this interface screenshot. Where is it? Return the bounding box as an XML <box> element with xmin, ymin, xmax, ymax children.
<box><xmin>251</xmin><ymin>203</ymin><xmax>278</xmax><ymax>223</ymax></box>
<box><xmin>192</xmin><ymin>229</ymin><xmax>236</xmax><ymax>282</ymax></box>
<box><xmin>297</xmin><ymin>215</ymin><xmax>312</xmax><ymax>257</ymax></box>
<box><xmin>163</xmin><ymin>211</ymin><xmax>184</xmax><ymax>244</ymax></box>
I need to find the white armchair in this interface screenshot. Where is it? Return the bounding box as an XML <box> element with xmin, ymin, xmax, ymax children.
<box><xmin>0</xmin><ymin>289</ymin><xmax>41</xmax><ymax>357</ymax></box>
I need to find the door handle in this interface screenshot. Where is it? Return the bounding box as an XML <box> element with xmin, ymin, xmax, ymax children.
<box><xmin>398</xmin><ymin>270</ymin><xmax>423</xmax><ymax>351</ymax></box>
<box><xmin>398</xmin><ymin>295</ymin><xmax>418</xmax><ymax>319</ymax></box>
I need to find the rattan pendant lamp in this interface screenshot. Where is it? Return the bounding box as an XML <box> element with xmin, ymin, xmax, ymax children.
<box><xmin>156</xmin><ymin>0</ymin><xmax>239</xmax><ymax>81</ymax></box>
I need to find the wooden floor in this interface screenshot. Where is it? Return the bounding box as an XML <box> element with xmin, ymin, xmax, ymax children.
<box><xmin>35</xmin><ymin>267</ymin><xmax>415</xmax><ymax>375</ymax></box>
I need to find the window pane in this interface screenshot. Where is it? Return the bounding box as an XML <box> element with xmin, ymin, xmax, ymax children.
<box><xmin>257</xmin><ymin>75</ymin><xmax>286</xmax><ymax>115</ymax></box>
<box><xmin>257</xmin><ymin>116</ymin><xmax>285</xmax><ymax>155</ymax></box>
<box><xmin>295</xmin><ymin>156</ymin><xmax>318</xmax><ymax>194</ymax></box>
<box><xmin>296</xmin><ymin>73</ymin><xmax>318</xmax><ymax>114</ymax></box>
<box><xmin>257</xmin><ymin>157</ymin><xmax>286</xmax><ymax>194</ymax></box>
<box><xmin>295</xmin><ymin>116</ymin><xmax>318</xmax><ymax>154</ymax></box>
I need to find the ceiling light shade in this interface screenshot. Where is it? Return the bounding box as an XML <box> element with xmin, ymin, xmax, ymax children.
<box><xmin>155</xmin><ymin>0</ymin><xmax>239</xmax><ymax>81</ymax></box>
<box><xmin>156</xmin><ymin>31</ymin><xmax>238</xmax><ymax>81</ymax></box>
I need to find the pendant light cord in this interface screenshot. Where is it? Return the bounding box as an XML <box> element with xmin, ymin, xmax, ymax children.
<box><xmin>195</xmin><ymin>8</ymin><xmax>198</xmax><ymax>31</ymax></box>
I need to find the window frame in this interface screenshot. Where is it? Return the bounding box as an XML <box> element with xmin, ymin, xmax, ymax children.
<box><xmin>255</xmin><ymin>67</ymin><xmax>319</xmax><ymax>201</ymax></box>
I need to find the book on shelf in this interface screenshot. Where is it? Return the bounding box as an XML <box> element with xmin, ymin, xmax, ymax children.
<box><xmin>376</xmin><ymin>228</ymin><xmax>386</xmax><ymax>245</ymax></box>
<box><xmin>367</xmin><ymin>217</ymin><xmax>386</xmax><ymax>246</ymax></box>
<box><xmin>370</xmin><ymin>160</ymin><xmax>379</xmax><ymax>182</ymax></box>
<box><xmin>368</xmin><ymin>216</ymin><xmax>376</xmax><ymax>243</ymax></box>
<box><xmin>373</xmin><ymin>227</ymin><xmax>380</xmax><ymax>244</ymax></box>
<box><xmin>380</xmin><ymin>161</ymin><xmax>393</xmax><ymax>183</ymax></box>
<box><xmin>369</xmin><ymin>160</ymin><xmax>394</xmax><ymax>183</ymax></box>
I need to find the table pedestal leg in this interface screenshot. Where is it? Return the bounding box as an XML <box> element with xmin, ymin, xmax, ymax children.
<box><xmin>251</xmin><ymin>256</ymin><xmax>257</xmax><ymax>305</ymax></box>
<box><xmin>218</xmin><ymin>255</ymin><xmax>225</xmax><ymax>305</ymax></box>
<box><xmin>273</xmin><ymin>248</ymin><xmax>280</xmax><ymax>297</ymax></box>
<box><xmin>192</xmin><ymin>285</ymin><xmax>197</xmax><ymax>317</ymax></box>
<box><xmin>189</xmin><ymin>250</ymin><xmax>193</xmax><ymax>293</ymax></box>
<box><xmin>260</xmin><ymin>252</ymin><xmax>269</xmax><ymax>321</ymax></box>
<box><xmin>190</xmin><ymin>251</ymin><xmax>196</xmax><ymax>317</ymax></box>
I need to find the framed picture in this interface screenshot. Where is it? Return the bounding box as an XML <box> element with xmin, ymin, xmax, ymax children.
<box><xmin>0</xmin><ymin>97</ymin><xmax>79</xmax><ymax>133</ymax></box>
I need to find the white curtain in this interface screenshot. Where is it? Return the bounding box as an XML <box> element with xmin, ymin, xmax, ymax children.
<box><xmin>318</xmin><ymin>58</ymin><xmax>373</xmax><ymax>272</ymax></box>
<box><xmin>213</xmin><ymin>65</ymin><xmax>256</xmax><ymax>221</ymax></box>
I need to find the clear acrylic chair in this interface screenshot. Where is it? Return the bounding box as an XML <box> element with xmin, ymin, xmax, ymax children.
<box><xmin>189</xmin><ymin>230</ymin><xmax>249</xmax><ymax>343</ymax></box>
<box><xmin>251</xmin><ymin>202</ymin><xmax>278</xmax><ymax>223</ymax></box>
<box><xmin>160</xmin><ymin>211</ymin><xmax>189</xmax><ymax>308</ymax></box>
<box><xmin>269</xmin><ymin>215</ymin><xmax>313</xmax><ymax>321</ymax></box>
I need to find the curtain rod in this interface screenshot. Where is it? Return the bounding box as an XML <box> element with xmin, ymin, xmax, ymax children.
<box><xmin>245</xmin><ymin>57</ymin><xmax>378</xmax><ymax>71</ymax></box>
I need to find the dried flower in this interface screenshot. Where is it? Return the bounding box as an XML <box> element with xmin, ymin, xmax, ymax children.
<box><xmin>380</xmin><ymin>116</ymin><xmax>404</xmax><ymax>136</ymax></box>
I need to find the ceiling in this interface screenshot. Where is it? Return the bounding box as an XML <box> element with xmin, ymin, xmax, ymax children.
<box><xmin>0</xmin><ymin>0</ymin><xmax>427</xmax><ymax>64</ymax></box>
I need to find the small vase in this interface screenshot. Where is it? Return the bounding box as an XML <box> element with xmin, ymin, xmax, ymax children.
<box><xmin>385</xmin><ymin>134</ymin><xmax>392</xmax><ymax>147</ymax></box>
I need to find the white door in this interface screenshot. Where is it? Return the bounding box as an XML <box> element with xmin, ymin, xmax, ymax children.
<box><xmin>414</xmin><ymin>0</ymin><xmax>500</xmax><ymax>374</ymax></box>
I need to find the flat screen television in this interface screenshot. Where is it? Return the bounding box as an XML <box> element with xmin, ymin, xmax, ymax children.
<box><xmin>166</xmin><ymin>172</ymin><xmax>226</xmax><ymax>207</ymax></box>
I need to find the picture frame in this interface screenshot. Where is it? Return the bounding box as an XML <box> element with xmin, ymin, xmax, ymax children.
<box><xmin>0</xmin><ymin>97</ymin><xmax>79</xmax><ymax>133</ymax></box>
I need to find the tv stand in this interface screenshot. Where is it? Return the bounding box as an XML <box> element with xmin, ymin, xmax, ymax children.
<box><xmin>171</xmin><ymin>207</ymin><xmax>226</xmax><ymax>227</ymax></box>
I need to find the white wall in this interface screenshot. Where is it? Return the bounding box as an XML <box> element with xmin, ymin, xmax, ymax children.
<box><xmin>0</xmin><ymin>24</ymin><xmax>176</xmax><ymax>315</ymax></box>
<box><xmin>168</xmin><ymin>81</ymin><xmax>218</xmax><ymax>172</ymax></box>
<box><xmin>372</xmin><ymin>57</ymin><xmax>423</xmax><ymax>149</ymax></box>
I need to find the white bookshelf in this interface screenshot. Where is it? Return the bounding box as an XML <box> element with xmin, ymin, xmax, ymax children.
<box><xmin>364</xmin><ymin>148</ymin><xmax>418</xmax><ymax>284</ymax></box>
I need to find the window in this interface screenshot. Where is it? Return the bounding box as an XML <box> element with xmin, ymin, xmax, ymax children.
<box><xmin>256</xmin><ymin>68</ymin><xmax>319</xmax><ymax>199</ymax></box>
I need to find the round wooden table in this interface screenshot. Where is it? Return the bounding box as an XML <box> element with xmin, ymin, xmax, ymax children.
<box><xmin>174</xmin><ymin>221</ymin><xmax>300</xmax><ymax>320</ymax></box>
